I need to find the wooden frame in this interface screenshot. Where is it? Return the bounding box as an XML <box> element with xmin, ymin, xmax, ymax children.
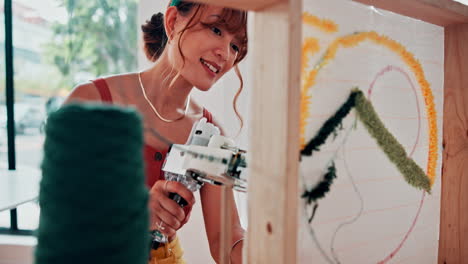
<box><xmin>246</xmin><ymin>1</ymin><xmax>302</xmax><ymax>263</ymax></box>
<box><xmin>354</xmin><ymin>0</ymin><xmax>468</xmax><ymax>26</ymax></box>
<box><xmin>353</xmin><ymin>2</ymin><xmax>468</xmax><ymax>263</ymax></box>
<box><xmin>438</xmin><ymin>23</ymin><xmax>468</xmax><ymax>264</ymax></box>
<box><xmin>193</xmin><ymin>0</ymin><xmax>468</xmax><ymax>263</ymax></box>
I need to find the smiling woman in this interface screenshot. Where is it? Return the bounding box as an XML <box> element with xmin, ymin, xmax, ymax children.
<box><xmin>62</xmin><ymin>1</ymin><xmax>249</xmax><ymax>263</ymax></box>
<box><xmin>141</xmin><ymin>1</ymin><xmax>247</xmax><ymax>124</ymax></box>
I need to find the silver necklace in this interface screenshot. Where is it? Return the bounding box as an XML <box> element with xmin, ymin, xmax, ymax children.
<box><xmin>138</xmin><ymin>72</ymin><xmax>190</xmax><ymax>123</ymax></box>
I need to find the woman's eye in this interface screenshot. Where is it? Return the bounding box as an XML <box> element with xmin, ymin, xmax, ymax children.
<box><xmin>211</xmin><ymin>27</ymin><xmax>222</xmax><ymax>36</ymax></box>
<box><xmin>231</xmin><ymin>43</ymin><xmax>240</xmax><ymax>52</ymax></box>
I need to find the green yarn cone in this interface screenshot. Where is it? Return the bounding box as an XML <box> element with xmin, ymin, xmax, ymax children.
<box><xmin>35</xmin><ymin>103</ymin><xmax>149</xmax><ymax>264</ymax></box>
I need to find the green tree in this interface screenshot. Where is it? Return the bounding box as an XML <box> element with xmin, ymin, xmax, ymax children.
<box><xmin>45</xmin><ymin>0</ymin><xmax>138</xmax><ymax>89</ymax></box>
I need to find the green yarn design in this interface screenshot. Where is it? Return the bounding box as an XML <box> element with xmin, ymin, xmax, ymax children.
<box><xmin>353</xmin><ymin>89</ymin><xmax>431</xmax><ymax>192</ymax></box>
<box><xmin>35</xmin><ymin>103</ymin><xmax>149</xmax><ymax>264</ymax></box>
<box><xmin>301</xmin><ymin>88</ymin><xmax>431</xmax><ymax>195</ymax></box>
<box><xmin>301</xmin><ymin>162</ymin><xmax>337</xmax><ymax>208</ymax></box>
<box><xmin>301</xmin><ymin>91</ymin><xmax>358</xmax><ymax>156</ymax></box>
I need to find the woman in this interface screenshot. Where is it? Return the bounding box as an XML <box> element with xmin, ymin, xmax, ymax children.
<box><xmin>64</xmin><ymin>0</ymin><xmax>248</xmax><ymax>263</ymax></box>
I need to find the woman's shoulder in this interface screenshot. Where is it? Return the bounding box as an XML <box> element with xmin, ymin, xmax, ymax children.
<box><xmin>102</xmin><ymin>72</ymin><xmax>136</xmax><ymax>89</ymax></box>
<box><xmin>103</xmin><ymin>73</ymin><xmax>138</xmax><ymax>104</ymax></box>
<box><xmin>64</xmin><ymin>81</ymin><xmax>101</xmax><ymax>104</ymax></box>
<box><xmin>64</xmin><ymin>73</ymin><xmax>136</xmax><ymax>105</ymax></box>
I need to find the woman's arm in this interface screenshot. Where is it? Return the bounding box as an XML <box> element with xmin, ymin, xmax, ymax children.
<box><xmin>201</xmin><ymin>184</ymin><xmax>245</xmax><ymax>263</ymax></box>
<box><xmin>200</xmin><ymin>118</ymin><xmax>245</xmax><ymax>263</ymax></box>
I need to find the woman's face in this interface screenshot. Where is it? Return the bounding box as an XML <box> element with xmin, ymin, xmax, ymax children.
<box><xmin>168</xmin><ymin>6</ymin><xmax>246</xmax><ymax>91</ymax></box>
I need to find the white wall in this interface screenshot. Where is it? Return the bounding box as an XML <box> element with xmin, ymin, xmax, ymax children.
<box><xmin>298</xmin><ymin>0</ymin><xmax>443</xmax><ymax>263</ymax></box>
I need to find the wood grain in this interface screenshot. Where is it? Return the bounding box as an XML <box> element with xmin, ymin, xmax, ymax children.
<box><xmin>439</xmin><ymin>23</ymin><xmax>468</xmax><ymax>264</ymax></box>
<box><xmin>246</xmin><ymin>0</ymin><xmax>302</xmax><ymax>263</ymax></box>
<box><xmin>353</xmin><ymin>0</ymin><xmax>468</xmax><ymax>26</ymax></box>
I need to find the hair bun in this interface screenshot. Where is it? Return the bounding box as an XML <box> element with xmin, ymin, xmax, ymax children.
<box><xmin>141</xmin><ymin>12</ymin><xmax>168</xmax><ymax>62</ymax></box>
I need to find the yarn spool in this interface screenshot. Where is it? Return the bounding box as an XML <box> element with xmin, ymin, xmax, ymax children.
<box><xmin>35</xmin><ymin>103</ymin><xmax>149</xmax><ymax>264</ymax></box>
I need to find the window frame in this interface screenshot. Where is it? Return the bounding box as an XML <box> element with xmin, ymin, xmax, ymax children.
<box><xmin>0</xmin><ymin>0</ymin><xmax>34</xmax><ymax>237</ymax></box>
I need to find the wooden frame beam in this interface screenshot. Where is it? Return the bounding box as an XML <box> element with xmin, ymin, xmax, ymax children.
<box><xmin>191</xmin><ymin>0</ymin><xmax>285</xmax><ymax>11</ymax></box>
<box><xmin>246</xmin><ymin>0</ymin><xmax>302</xmax><ymax>263</ymax></box>
<box><xmin>192</xmin><ymin>0</ymin><xmax>468</xmax><ymax>263</ymax></box>
<box><xmin>438</xmin><ymin>23</ymin><xmax>468</xmax><ymax>264</ymax></box>
<box><xmin>353</xmin><ymin>0</ymin><xmax>468</xmax><ymax>26</ymax></box>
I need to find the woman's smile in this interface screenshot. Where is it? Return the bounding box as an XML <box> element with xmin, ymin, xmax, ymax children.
<box><xmin>200</xmin><ymin>58</ymin><xmax>220</xmax><ymax>78</ymax></box>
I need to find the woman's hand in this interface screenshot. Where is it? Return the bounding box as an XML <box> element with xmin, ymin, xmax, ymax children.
<box><xmin>149</xmin><ymin>180</ymin><xmax>195</xmax><ymax>241</ymax></box>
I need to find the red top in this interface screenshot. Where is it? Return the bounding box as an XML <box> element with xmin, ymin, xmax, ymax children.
<box><xmin>91</xmin><ymin>78</ymin><xmax>213</xmax><ymax>188</ymax></box>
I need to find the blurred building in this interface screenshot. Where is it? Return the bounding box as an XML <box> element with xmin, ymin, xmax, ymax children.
<box><xmin>0</xmin><ymin>1</ymin><xmax>55</xmax><ymax>100</ymax></box>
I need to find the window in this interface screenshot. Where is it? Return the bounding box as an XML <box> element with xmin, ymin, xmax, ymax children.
<box><xmin>0</xmin><ymin>0</ymin><xmax>139</xmax><ymax>233</ymax></box>
<box><xmin>1</xmin><ymin>4</ymin><xmax>6</xmax><ymax>159</ymax></box>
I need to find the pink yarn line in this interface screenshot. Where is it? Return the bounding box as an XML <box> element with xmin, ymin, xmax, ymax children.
<box><xmin>367</xmin><ymin>65</ymin><xmax>426</xmax><ymax>263</ymax></box>
<box><xmin>367</xmin><ymin>65</ymin><xmax>422</xmax><ymax>156</ymax></box>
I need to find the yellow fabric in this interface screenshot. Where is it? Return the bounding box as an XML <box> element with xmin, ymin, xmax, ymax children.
<box><xmin>149</xmin><ymin>236</ymin><xmax>186</xmax><ymax>264</ymax></box>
